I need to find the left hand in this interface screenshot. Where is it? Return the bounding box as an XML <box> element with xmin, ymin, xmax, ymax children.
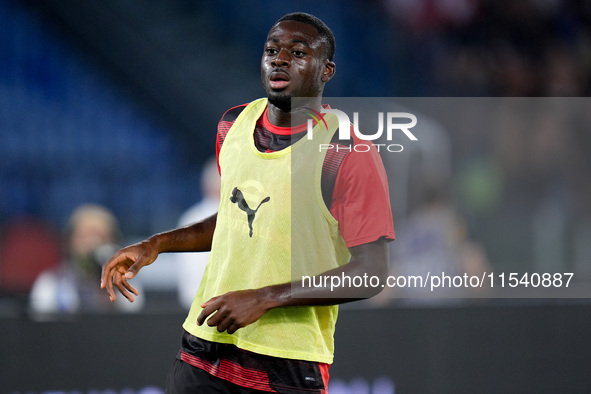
<box><xmin>197</xmin><ymin>289</ymin><xmax>271</xmax><ymax>334</ymax></box>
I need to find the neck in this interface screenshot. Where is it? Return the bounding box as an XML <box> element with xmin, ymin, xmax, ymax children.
<box><xmin>266</xmin><ymin>96</ymin><xmax>323</xmax><ymax>127</ymax></box>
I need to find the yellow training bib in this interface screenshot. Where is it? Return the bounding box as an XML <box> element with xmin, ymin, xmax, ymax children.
<box><xmin>183</xmin><ymin>98</ymin><xmax>350</xmax><ymax>363</ymax></box>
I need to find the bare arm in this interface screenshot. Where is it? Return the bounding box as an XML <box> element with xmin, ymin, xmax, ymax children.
<box><xmin>100</xmin><ymin>213</ymin><xmax>217</xmax><ymax>302</ymax></box>
<box><xmin>196</xmin><ymin>238</ymin><xmax>389</xmax><ymax>334</ymax></box>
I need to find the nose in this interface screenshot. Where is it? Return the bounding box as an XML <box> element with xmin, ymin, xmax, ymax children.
<box><xmin>271</xmin><ymin>48</ymin><xmax>290</xmax><ymax>67</ymax></box>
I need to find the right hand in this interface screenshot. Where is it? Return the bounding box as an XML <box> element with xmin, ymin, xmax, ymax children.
<box><xmin>100</xmin><ymin>240</ymin><xmax>158</xmax><ymax>302</ymax></box>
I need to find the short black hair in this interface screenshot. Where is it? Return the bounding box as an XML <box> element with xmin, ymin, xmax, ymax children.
<box><xmin>274</xmin><ymin>12</ymin><xmax>336</xmax><ymax>61</ymax></box>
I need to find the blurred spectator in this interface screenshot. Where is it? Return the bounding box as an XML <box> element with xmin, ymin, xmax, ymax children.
<box><xmin>175</xmin><ymin>158</ymin><xmax>220</xmax><ymax>309</ymax></box>
<box><xmin>29</xmin><ymin>204</ymin><xmax>144</xmax><ymax>317</ymax></box>
<box><xmin>378</xmin><ymin>185</ymin><xmax>490</xmax><ymax>305</ymax></box>
<box><xmin>380</xmin><ymin>0</ymin><xmax>591</xmax><ymax>96</ymax></box>
<box><xmin>542</xmin><ymin>44</ymin><xmax>586</xmax><ymax>96</ymax></box>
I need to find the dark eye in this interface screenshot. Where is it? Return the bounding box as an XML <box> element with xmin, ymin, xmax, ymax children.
<box><xmin>265</xmin><ymin>48</ymin><xmax>278</xmax><ymax>55</ymax></box>
<box><xmin>292</xmin><ymin>50</ymin><xmax>306</xmax><ymax>57</ymax></box>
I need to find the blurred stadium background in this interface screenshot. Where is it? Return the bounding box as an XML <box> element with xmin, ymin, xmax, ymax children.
<box><xmin>1</xmin><ymin>0</ymin><xmax>591</xmax><ymax>392</ymax></box>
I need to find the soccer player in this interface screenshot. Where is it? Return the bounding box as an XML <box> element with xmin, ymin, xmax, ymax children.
<box><xmin>101</xmin><ymin>12</ymin><xmax>394</xmax><ymax>393</ymax></box>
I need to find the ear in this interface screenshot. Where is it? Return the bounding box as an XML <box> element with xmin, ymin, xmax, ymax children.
<box><xmin>321</xmin><ymin>60</ymin><xmax>336</xmax><ymax>83</ymax></box>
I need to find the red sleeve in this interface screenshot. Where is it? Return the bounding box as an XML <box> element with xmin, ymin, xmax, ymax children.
<box><xmin>329</xmin><ymin>143</ymin><xmax>395</xmax><ymax>248</ymax></box>
<box><xmin>215</xmin><ymin>131</ymin><xmax>222</xmax><ymax>176</ymax></box>
<box><xmin>216</xmin><ymin>104</ymin><xmax>249</xmax><ymax>175</ymax></box>
<box><xmin>215</xmin><ymin>132</ymin><xmax>221</xmax><ymax>175</ymax></box>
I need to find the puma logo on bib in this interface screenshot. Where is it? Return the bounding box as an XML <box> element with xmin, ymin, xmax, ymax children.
<box><xmin>230</xmin><ymin>187</ymin><xmax>270</xmax><ymax>237</ymax></box>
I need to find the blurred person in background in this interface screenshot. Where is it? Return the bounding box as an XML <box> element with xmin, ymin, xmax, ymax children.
<box><xmin>176</xmin><ymin>157</ymin><xmax>221</xmax><ymax>309</ymax></box>
<box><xmin>381</xmin><ymin>185</ymin><xmax>490</xmax><ymax>304</ymax></box>
<box><xmin>29</xmin><ymin>203</ymin><xmax>143</xmax><ymax>317</ymax></box>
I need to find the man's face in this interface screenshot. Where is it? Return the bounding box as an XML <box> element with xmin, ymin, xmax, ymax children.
<box><xmin>261</xmin><ymin>20</ymin><xmax>335</xmax><ymax>111</ymax></box>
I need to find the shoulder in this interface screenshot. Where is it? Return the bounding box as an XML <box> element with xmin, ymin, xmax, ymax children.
<box><xmin>217</xmin><ymin>103</ymin><xmax>250</xmax><ymax>149</ymax></box>
<box><xmin>219</xmin><ymin>98</ymin><xmax>268</xmax><ymax>126</ymax></box>
<box><xmin>218</xmin><ymin>103</ymin><xmax>250</xmax><ymax>126</ymax></box>
<box><xmin>329</xmin><ymin>125</ymin><xmax>388</xmax><ymax>180</ymax></box>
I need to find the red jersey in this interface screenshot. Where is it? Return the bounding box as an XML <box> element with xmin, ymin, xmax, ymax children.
<box><xmin>177</xmin><ymin>103</ymin><xmax>396</xmax><ymax>392</ymax></box>
<box><xmin>216</xmin><ymin>103</ymin><xmax>395</xmax><ymax>247</ymax></box>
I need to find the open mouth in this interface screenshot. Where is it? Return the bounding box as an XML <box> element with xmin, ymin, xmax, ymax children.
<box><xmin>269</xmin><ymin>72</ymin><xmax>290</xmax><ymax>89</ymax></box>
